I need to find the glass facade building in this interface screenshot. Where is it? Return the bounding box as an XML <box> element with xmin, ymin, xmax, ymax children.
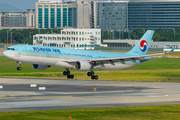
<box><xmin>128</xmin><ymin>1</ymin><xmax>180</xmax><ymax>30</ymax></box>
<box><xmin>36</xmin><ymin>2</ymin><xmax>77</xmax><ymax>29</ymax></box>
<box><xmin>97</xmin><ymin>2</ymin><xmax>128</xmax><ymax>31</ymax></box>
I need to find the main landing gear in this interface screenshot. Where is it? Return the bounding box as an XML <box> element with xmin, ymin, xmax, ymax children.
<box><xmin>63</xmin><ymin>67</ymin><xmax>98</xmax><ymax>80</ymax></box>
<box><xmin>16</xmin><ymin>62</ymin><xmax>22</xmax><ymax>70</ymax></box>
<box><xmin>87</xmin><ymin>70</ymin><xmax>98</xmax><ymax>80</ymax></box>
<box><xmin>63</xmin><ymin>68</ymin><xmax>74</xmax><ymax>79</ymax></box>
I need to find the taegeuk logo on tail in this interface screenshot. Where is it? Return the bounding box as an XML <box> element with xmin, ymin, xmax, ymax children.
<box><xmin>140</xmin><ymin>40</ymin><xmax>148</xmax><ymax>52</ymax></box>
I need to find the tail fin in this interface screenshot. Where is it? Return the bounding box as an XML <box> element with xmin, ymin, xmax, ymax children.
<box><xmin>167</xmin><ymin>49</ymin><xmax>174</xmax><ymax>53</ymax></box>
<box><xmin>126</xmin><ymin>30</ymin><xmax>154</xmax><ymax>55</ymax></box>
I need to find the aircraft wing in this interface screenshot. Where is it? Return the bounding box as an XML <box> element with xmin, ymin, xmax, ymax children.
<box><xmin>65</xmin><ymin>53</ymin><xmax>165</xmax><ymax>64</ymax></box>
<box><xmin>89</xmin><ymin>53</ymin><xmax>165</xmax><ymax>63</ymax></box>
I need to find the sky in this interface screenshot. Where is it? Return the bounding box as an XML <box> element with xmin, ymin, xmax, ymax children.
<box><xmin>0</xmin><ymin>0</ymin><xmax>38</xmax><ymax>11</ymax></box>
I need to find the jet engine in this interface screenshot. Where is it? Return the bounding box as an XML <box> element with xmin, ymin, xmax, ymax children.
<box><xmin>75</xmin><ymin>61</ymin><xmax>91</xmax><ymax>71</ymax></box>
<box><xmin>32</xmin><ymin>64</ymin><xmax>51</xmax><ymax>70</ymax></box>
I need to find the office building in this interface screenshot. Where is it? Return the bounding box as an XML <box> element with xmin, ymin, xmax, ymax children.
<box><xmin>0</xmin><ymin>9</ymin><xmax>35</xmax><ymax>30</ymax></box>
<box><xmin>128</xmin><ymin>0</ymin><xmax>180</xmax><ymax>30</ymax></box>
<box><xmin>96</xmin><ymin>1</ymin><xmax>128</xmax><ymax>31</ymax></box>
<box><xmin>36</xmin><ymin>0</ymin><xmax>93</xmax><ymax>29</ymax></box>
<box><xmin>33</xmin><ymin>28</ymin><xmax>101</xmax><ymax>49</ymax></box>
<box><xmin>36</xmin><ymin>0</ymin><xmax>77</xmax><ymax>29</ymax></box>
<box><xmin>92</xmin><ymin>0</ymin><xmax>180</xmax><ymax>31</ymax></box>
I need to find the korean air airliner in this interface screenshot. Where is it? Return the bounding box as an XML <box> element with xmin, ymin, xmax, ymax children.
<box><xmin>3</xmin><ymin>30</ymin><xmax>172</xmax><ymax>80</ymax></box>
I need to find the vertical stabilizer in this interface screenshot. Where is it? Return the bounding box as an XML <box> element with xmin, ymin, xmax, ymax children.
<box><xmin>126</xmin><ymin>30</ymin><xmax>154</xmax><ymax>55</ymax></box>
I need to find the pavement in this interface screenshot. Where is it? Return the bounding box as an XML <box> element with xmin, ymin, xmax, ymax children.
<box><xmin>0</xmin><ymin>77</ymin><xmax>180</xmax><ymax>112</ymax></box>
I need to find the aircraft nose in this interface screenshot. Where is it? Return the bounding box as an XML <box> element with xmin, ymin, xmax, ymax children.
<box><xmin>3</xmin><ymin>50</ymin><xmax>16</xmax><ymax>61</ymax></box>
<box><xmin>3</xmin><ymin>51</ymin><xmax>13</xmax><ymax>60</ymax></box>
<box><xmin>3</xmin><ymin>51</ymin><xmax>11</xmax><ymax>58</ymax></box>
<box><xmin>3</xmin><ymin>51</ymin><xmax>7</xmax><ymax>56</ymax></box>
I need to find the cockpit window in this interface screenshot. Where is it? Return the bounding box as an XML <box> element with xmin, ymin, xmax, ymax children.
<box><xmin>7</xmin><ymin>48</ymin><xmax>15</xmax><ymax>50</ymax></box>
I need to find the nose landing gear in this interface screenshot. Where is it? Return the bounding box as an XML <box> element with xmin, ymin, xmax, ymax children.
<box><xmin>16</xmin><ymin>62</ymin><xmax>22</xmax><ymax>70</ymax></box>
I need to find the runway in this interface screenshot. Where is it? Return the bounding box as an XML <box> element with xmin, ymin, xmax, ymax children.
<box><xmin>1</xmin><ymin>77</ymin><xmax>180</xmax><ymax>112</ymax></box>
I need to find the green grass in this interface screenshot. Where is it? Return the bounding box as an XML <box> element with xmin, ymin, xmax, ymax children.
<box><xmin>126</xmin><ymin>58</ymin><xmax>180</xmax><ymax>70</ymax></box>
<box><xmin>1</xmin><ymin>56</ymin><xmax>180</xmax><ymax>82</ymax></box>
<box><xmin>1</xmin><ymin>105</ymin><xmax>180</xmax><ymax>120</ymax></box>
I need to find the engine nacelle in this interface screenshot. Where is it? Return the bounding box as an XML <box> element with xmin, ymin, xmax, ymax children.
<box><xmin>75</xmin><ymin>61</ymin><xmax>91</xmax><ymax>71</ymax></box>
<box><xmin>32</xmin><ymin>64</ymin><xmax>51</xmax><ymax>70</ymax></box>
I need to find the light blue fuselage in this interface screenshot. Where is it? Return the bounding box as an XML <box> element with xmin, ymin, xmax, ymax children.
<box><xmin>3</xmin><ymin>44</ymin><xmax>141</xmax><ymax>70</ymax></box>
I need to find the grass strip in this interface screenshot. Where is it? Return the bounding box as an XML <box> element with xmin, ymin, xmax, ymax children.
<box><xmin>1</xmin><ymin>105</ymin><xmax>180</xmax><ymax>120</ymax></box>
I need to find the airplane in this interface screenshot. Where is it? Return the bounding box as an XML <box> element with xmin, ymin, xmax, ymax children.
<box><xmin>3</xmin><ymin>30</ymin><xmax>173</xmax><ymax>80</ymax></box>
<box><xmin>163</xmin><ymin>45</ymin><xmax>179</xmax><ymax>52</ymax></box>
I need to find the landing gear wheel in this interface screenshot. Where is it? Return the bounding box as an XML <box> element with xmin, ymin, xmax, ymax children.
<box><xmin>67</xmin><ymin>75</ymin><xmax>71</xmax><ymax>79</ymax></box>
<box><xmin>70</xmin><ymin>75</ymin><xmax>74</xmax><ymax>79</ymax></box>
<box><xmin>17</xmin><ymin>67</ymin><xmax>22</xmax><ymax>70</ymax></box>
<box><xmin>87</xmin><ymin>72</ymin><xmax>91</xmax><ymax>76</ymax></box>
<box><xmin>63</xmin><ymin>71</ymin><xmax>67</xmax><ymax>75</ymax></box>
<box><xmin>91</xmin><ymin>76</ymin><xmax>95</xmax><ymax>80</ymax></box>
<box><xmin>94</xmin><ymin>75</ymin><xmax>98</xmax><ymax>80</ymax></box>
<box><xmin>63</xmin><ymin>71</ymin><xmax>70</xmax><ymax>76</ymax></box>
<box><xmin>87</xmin><ymin>72</ymin><xmax>94</xmax><ymax>76</ymax></box>
<box><xmin>91</xmin><ymin>75</ymin><xmax>98</xmax><ymax>80</ymax></box>
<box><xmin>67</xmin><ymin>75</ymin><xmax>74</xmax><ymax>79</ymax></box>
